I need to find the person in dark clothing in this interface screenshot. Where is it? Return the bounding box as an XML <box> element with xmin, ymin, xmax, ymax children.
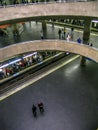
<box><xmin>40</xmin><ymin>31</ymin><xmax>44</xmax><ymax>40</ymax></box>
<box><xmin>38</xmin><ymin>102</ymin><xmax>44</xmax><ymax>113</ymax></box>
<box><xmin>58</xmin><ymin>28</ymin><xmax>61</xmax><ymax>39</ymax></box>
<box><xmin>32</xmin><ymin>104</ymin><xmax>37</xmax><ymax>117</ymax></box>
<box><xmin>71</xmin><ymin>27</ymin><xmax>74</xmax><ymax>32</ymax></box>
<box><xmin>77</xmin><ymin>37</ymin><xmax>82</xmax><ymax>44</ymax></box>
<box><xmin>89</xmin><ymin>43</ymin><xmax>93</xmax><ymax>47</ymax></box>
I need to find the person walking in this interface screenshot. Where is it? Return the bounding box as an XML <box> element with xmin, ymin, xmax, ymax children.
<box><xmin>38</xmin><ymin>102</ymin><xmax>44</xmax><ymax>113</ymax></box>
<box><xmin>32</xmin><ymin>104</ymin><xmax>37</xmax><ymax>117</ymax></box>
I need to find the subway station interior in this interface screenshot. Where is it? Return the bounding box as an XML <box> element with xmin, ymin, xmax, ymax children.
<box><xmin>0</xmin><ymin>0</ymin><xmax>98</xmax><ymax>130</ymax></box>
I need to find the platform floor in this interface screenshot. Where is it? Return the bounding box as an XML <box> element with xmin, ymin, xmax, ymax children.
<box><xmin>0</xmin><ymin>21</ymin><xmax>98</xmax><ymax>48</ymax></box>
<box><xmin>0</xmin><ymin>58</ymin><xmax>97</xmax><ymax>130</ymax></box>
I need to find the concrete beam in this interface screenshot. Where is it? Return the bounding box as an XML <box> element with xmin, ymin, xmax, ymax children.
<box><xmin>0</xmin><ymin>2</ymin><xmax>98</xmax><ymax>25</ymax></box>
<box><xmin>0</xmin><ymin>40</ymin><xmax>98</xmax><ymax>62</ymax></box>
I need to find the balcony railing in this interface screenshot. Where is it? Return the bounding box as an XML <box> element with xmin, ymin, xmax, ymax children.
<box><xmin>0</xmin><ymin>0</ymin><xmax>95</xmax><ymax>8</ymax></box>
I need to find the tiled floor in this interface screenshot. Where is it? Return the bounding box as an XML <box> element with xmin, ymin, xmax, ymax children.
<box><xmin>0</xmin><ymin>58</ymin><xmax>97</xmax><ymax>130</ymax></box>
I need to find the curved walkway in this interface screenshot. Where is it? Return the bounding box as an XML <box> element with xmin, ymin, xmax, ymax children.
<box><xmin>0</xmin><ymin>40</ymin><xmax>98</xmax><ymax>62</ymax></box>
<box><xmin>0</xmin><ymin>2</ymin><xmax>98</xmax><ymax>25</ymax></box>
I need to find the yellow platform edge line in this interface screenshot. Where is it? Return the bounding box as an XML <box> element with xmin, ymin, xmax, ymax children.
<box><xmin>0</xmin><ymin>55</ymin><xmax>80</xmax><ymax>101</ymax></box>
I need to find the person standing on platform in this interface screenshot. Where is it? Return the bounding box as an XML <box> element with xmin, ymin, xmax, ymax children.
<box><xmin>71</xmin><ymin>27</ymin><xmax>74</xmax><ymax>32</ymax></box>
<box><xmin>66</xmin><ymin>33</ymin><xmax>71</xmax><ymax>42</ymax></box>
<box><xmin>40</xmin><ymin>31</ymin><xmax>44</xmax><ymax>40</ymax></box>
<box><xmin>61</xmin><ymin>29</ymin><xmax>64</xmax><ymax>39</ymax></box>
<box><xmin>64</xmin><ymin>27</ymin><xmax>66</xmax><ymax>39</ymax></box>
<box><xmin>77</xmin><ymin>37</ymin><xmax>82</xmax><ymax>44</ymax></box>
<box><xmin>89</xmin><ymin>43</ymin><xmax>93</xmax><ymax>47</ymax></box>
<box><xmin>58</xmin><ymin>28</ymin><xmax>61</xmax><ymax>39</ymax></box>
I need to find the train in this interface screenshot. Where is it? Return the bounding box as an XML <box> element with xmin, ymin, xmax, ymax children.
<box><xmin>0</xmin><ymin>50</ymin><xmax>70</xmax><ymax>85</ymax></box>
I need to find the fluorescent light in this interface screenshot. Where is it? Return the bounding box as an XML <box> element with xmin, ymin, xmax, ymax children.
<box><xmin>92</xmin><ymin>20</ymin><xmax>98</xmax><ymax>23</ymax></box>
<box><xmin>9</xmin><ymin>59</ymin><xmax>21</xmax><ymax>65</ymax></box>
<box><xmin>0</xmin><ymin>64</ymin><xmax>9</xmax><ymax>69</ymax></box>
<box><xmin>23</xmin><ymin>52</ymin><xmax>37</xmax><ymax>59</ymax></box>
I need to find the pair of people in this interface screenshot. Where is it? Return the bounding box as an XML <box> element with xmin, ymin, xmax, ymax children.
<box><xmin>32</xmin><ymin>102</ymin><xmax>44</xmax><ymax>117</ymax></box>
<box><xmin>58</xmin><ymin>28</ymin><xmax>66</xmax><ymax>39</ymax></box>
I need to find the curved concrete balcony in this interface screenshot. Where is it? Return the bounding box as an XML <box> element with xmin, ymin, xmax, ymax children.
<box><xmin>0</xmin><ymin>2</ymin><xmax>98</xmax><ymax>25</ymax></box>
<box><xmin>0</xmin><ymin>40</ymin><xmax>98</xmax><ymax>62</ymax></box>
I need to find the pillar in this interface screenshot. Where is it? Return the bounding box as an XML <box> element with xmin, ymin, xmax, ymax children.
<box><xmin>52</xmin><ymin>20</ymin><xmax>55</xmax><ymax>30</ymax></box>
<box><xmin>80</xmin><ymin>18</ymin><xmax>91</xmax><ymax>66</ymax></box>
<box><xmin>42</xmin><ymin>20</ymin><xmax>47</xmax><ymax>39</ymax></box>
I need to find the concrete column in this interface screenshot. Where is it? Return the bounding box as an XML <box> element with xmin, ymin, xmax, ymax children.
<box><xmin>42</xmin><ymin>20</ymin><xmax>47</xmax><ymax>39</ymax></box>
<box><xmin>51</xmin><ymin>20</ymin><xmax>55</xmax><ymax>29</ymax></box>
<box><xmin>80</xmin><ymin>19</ymin><xmax>91</xmax><ymax>66</ymax></box>
<box><xmin>83</xmin><ymin>19</ymin><xmax>91</xmax><ymax>44</ymax></box>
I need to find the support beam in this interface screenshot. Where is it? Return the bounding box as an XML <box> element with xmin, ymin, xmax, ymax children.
<box><xmin>0</xmin><ymin>40</ymin><xmax>98</xmax><ymax>63</ymax></box>
<box><xmin>42</xmin><ymin>20</ymin><xmax>47</xmax><ymax>39</ymax></box>
<box><xmin>80</xmin><ymin>19</ymin><xmax>91</xmax><ymax>66</ymax></box>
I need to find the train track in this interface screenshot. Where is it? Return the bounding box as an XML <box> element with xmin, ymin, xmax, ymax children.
<box><xmin>0</xmin><ymin>53</ymin><xmax>75</xmax><ymax>95</ymax></box>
